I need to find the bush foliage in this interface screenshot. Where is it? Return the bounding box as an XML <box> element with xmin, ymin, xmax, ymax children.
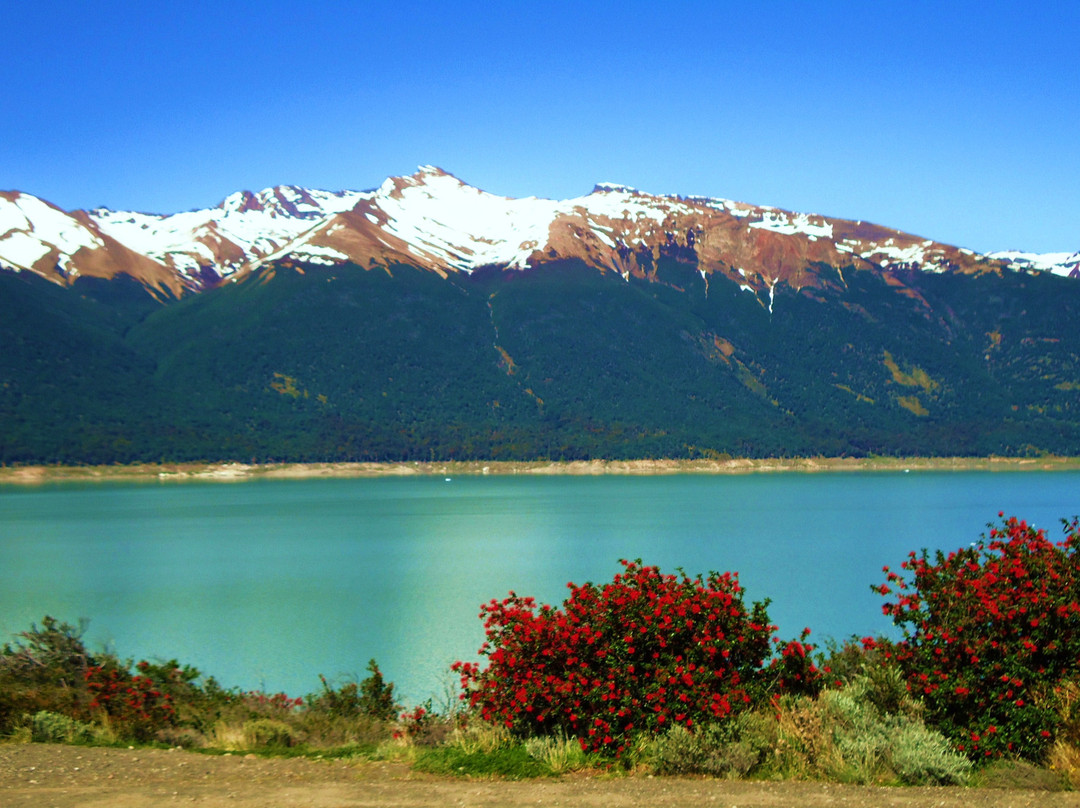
<box><xmin>876</xmin><ymin>514</ymin><xmax>1080</xmax><ymax>760</ymax></box>
<box><xmin>453</xmin><ymin>559</ymin><xmax>821</xmax><ymax>755</ymax></box>
<box><xmin>0</xmin><ymin>617</ymin><xmax>403</xmax><ymax>751</ymax></box>
<box><xmin>650</xmin><ymin>672</ymin><xmax>970</xmax><ymax>785</ymax></box>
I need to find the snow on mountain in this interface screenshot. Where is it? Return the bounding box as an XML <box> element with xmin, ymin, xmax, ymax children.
<box><xmin>258</xmin><ymin>167</ymin><xmax>711</xmax><ymax>276</ymax></box>
<box><xmin>90</xmin><ymin>185</ymin><xmax>369</xmax><ymax>283</ymax></box>
<box><xmin>357</xmin><ymin>166</ymin><xmax>559</xmax><ymax>270</ymax></box>
<box><xmin>1</xmin><ymin>168</ymin><xmax>1076</xmax><ymax>295</ymax></box>
<box><xmin>0</xmin><ymin>191</ymin><xmax>182</xmax><ymax>294</ymax></box>
<box><xmin>987</xmin><ymin>250</ymin><xmax>1080</xmax><ymax>279</ymax></box>
<box><xmin>0</xmin><ymin>191</ymin><xmax>104</xmax><ymax>276</ymax></box>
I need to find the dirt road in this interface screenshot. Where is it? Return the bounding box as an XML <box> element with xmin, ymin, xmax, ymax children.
<box><xmin>2</xmin><ymin>744</ymin><xmax>1079</xmax><ymax>808</ymax></box>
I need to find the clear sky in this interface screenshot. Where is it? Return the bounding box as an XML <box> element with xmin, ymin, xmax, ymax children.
<box><xmin>2</xmin><ymin>1</ymin><xmax>1076</xmax><ymax>254</ymax></box>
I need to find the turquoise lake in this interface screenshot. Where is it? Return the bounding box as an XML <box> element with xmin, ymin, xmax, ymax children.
<box><xmin>1</xmin><ymin>472</ymin><xmax>1078</xmax><ymax>704</ymax></box>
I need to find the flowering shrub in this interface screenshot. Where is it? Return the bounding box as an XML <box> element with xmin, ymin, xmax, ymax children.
<box><xmin>241</xmin><ymin>690</ymin><xmax>304</xmax><ymax>712</ymax></box>
<box><xmin>397</xmin><ymin>704</ymin><xmax>430</xmax><ymax>741</ymax></box>
<box><xmin>453</xmin><ymin>559</ymin><xmax>820</xmax><ymax>755</ymax></box>
<box><xmin>875</xmin><ymin>514</ymin><xmax>1080</xmax><ymax>760</ymax></box>
<box><xmin>84</xmin><ymin>663</ymin><xmax>177</xmax><ymax>741</ymax></box>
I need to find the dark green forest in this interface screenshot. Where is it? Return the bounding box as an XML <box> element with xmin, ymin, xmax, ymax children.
<box><xmin>2</xmin><ymin>258</ymin><xmax>1079</xmax><ymax>464</ymax></box>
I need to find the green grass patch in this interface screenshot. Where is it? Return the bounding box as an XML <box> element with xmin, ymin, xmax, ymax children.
<box><xmin>191</xmin><ymin>742</ymin><xmax>378</xmax><ymax>760</ymax></box>
<box><xmin>412</xmin><ymin>744</ymin><xmax>553</xmax><ymax>778</ymax></box>
<box><xmin>972</xmin><ymin>759</ymin><xmax>1069</xmax><ymax>791</ymax></box>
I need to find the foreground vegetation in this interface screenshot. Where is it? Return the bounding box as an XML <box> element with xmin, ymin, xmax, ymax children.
<box><xmin>3</xmin><ymin>514</ymin><xmax>1080</xmax><ymax>790</ymax></box>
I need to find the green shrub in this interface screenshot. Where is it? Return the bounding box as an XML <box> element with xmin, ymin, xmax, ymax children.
<box><xmin>818</xmin><ymin>688</ymin><xmax>894</xmax><ymax>783</ymax></box>
<box><xmin>30</xmin><ymin>710</ymin><xmax>97</xmax><ymax>744</ymax></box>
<box><xmin>891</xmin><ymin>722</ymin><xmax>972</xmax><ymax>786</ymax></box>
<box><xmin>708</xmin><ymin>674</ymin><xmax>972</xmax><ymax>785</ymax></box>
<box><xmin>815</xmin><ymin>678</ymin><xmax>968</xmax><ymax>785</ymax></box>
<box><xmin>0</xmin><ymin>617</ymin><xmax>98</xmax><ymax>731</ymax></box>
<box><xmin>242</xmin><ymin>719</ymin><xmax>295</xmax><ymax>749</ymax></box>
<box><xmin>651</xmin><ymin>722</ymin><xmax>761</xmax><ymax>778</ymax></box>
<box><xmin>2</xmin><ymin>617</ymin><xmax>95</xmax><ymax>681</ymax></box>
<box><xmin>309</xmin><ymin>660</ymin><xmax>398</xmax><ymax>722</ymax></box>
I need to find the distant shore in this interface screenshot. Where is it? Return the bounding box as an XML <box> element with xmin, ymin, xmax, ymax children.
<box><xmin>2</xmin><ymin>456</ymin><xmax>1079</xmax><ymax>484</ymax></box>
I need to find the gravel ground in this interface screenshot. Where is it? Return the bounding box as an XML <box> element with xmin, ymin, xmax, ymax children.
<box><xmin>3</xmin><ymin>744</ymin><xmax>1080</xmax><ymax>808</ymax></box>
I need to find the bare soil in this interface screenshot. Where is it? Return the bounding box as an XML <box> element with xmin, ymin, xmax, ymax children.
<box><xmin>2</xmin><ymin>744</ymin><xmax>1078</xmax><ymax>808</ymax></box>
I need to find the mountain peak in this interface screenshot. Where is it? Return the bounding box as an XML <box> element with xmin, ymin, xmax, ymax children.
<box><xmin>377</xmin><ymin>165</ymin><xmax>467</xmax><ymax>201</ymax></box>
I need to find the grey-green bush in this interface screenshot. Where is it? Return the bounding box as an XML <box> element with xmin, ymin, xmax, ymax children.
<box><xmin>31</xmin><ymin>710</ymin><xmax>96</xmax><ymax>744</ymax></box>
<box><xmin>242</xmin><ymin>718</ymin><xmax>295</xmax><ymax>749</ymax></box>
<box><xmin>891</xmin><ymin>722</ymin><xmax>972</xmax><ymax>786</ymax></box>
<box><xmin>651</xmin><ymin>715</ymin><xmax>769</xmax><ymax>778</ymax></box>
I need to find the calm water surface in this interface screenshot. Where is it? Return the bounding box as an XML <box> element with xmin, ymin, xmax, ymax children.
<box><xmin>1</xmin><ymin>472</ymin><xmax>1078</xmax><ymax>703</ymax></box>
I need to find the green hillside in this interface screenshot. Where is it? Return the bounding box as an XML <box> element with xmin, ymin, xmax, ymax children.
<box><xmin>2</xmin><ymin>259</ymin><xmax>1079</xmax><ymax>463</ymax></box>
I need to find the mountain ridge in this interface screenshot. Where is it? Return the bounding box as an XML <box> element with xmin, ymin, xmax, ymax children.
<box><xmin>2</xmin><ymin>167</ymin><xmax>1077</xmax><ymax>299</ymax></box>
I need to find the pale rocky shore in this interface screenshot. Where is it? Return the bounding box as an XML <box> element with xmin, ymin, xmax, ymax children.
<box><xmin>1</xmin><ymin>457</ymin><xmax>1078</xmax><ymax>485</ymax></box>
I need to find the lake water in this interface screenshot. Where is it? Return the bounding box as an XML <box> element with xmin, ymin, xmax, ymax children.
<box><xmin>1</xmin><ymin>472</ymin><xmax>1077</xmax><ymax>704</ymax></box>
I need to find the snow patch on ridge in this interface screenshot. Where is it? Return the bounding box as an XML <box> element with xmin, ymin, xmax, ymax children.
<box><xmin>860</xmin><ymin>241</ymin><xmax>929</xmax><ymax>266</ymax></box>
<box><xmin>0</xmin><ymin>192</ymin><xmax>103</xmax><ymax>270</ymax></box>
<box><xmin>284</xmin><ymin>244</ymin><xmax>351</xmax><ymax>265</ymax></box>
<box><xmin>91</xmin><ymin>186</ymin><xmax>368</xmax><ymax>280</ymax></box>
<box><xmin>749</xmin><ymin>210</ymin><xmax>833</xmax><ymax>239</ymax></box>
<box><xmin>990</xmin><ymin>250</ymin><xmax>1080</xmax><ymax>277</ymax></box>
<box><xmin>371</xmin><ymin>170</ymin><xmax>560</xmax><ymax>270</ymax></box>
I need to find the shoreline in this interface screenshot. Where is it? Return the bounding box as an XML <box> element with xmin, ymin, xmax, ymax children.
<box><xmin>2</xmin><ymin>456</ymin><xmax>1079</xmax><ymax>484</ymax></box>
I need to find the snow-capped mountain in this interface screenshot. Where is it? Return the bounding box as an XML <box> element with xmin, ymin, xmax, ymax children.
<box><xmin>1</xmin><ymin>166</ymin><xmax>1075</xmax><ymax>296</ymax></box>
<box><xmin>0</xmin><ymin>191</ymin><xmax>182</xmax><ymax>294</ymax></box>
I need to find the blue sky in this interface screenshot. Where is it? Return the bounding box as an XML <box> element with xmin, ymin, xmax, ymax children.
<box><xmin>3</xmin><ymin>2</ymin><xmax>1076</xmax><ymax>253</ymax></box>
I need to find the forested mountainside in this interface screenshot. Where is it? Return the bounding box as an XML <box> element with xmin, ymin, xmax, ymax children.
<box><xmin>3</xmin><ymin>254</ymin><xmax>1079</xmax><ymax>464</ymax></box>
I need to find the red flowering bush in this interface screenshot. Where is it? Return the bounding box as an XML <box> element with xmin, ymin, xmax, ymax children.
<box><xmin>241</xmin><ymin>690</ymin><xmax>304</xmax><ymax>712</ymax></box>
<box><xmin>452</xmin><ymin>560</ymin><xmax>820</xmax><ymax>755</ymax></box>
<box><xmin>396</xmin><ymin>704</ymin><xmax>430</xmax><ymax>741</ymax></box>
<box><xmin>875</xmin><ymin>514</ymin><xmax>1080</xmax><ymax>760</ymax></box>
<box><xmin>85</xmin><ymin>663</ymin><xmax>177</xmax><ymax>741</ymax></box>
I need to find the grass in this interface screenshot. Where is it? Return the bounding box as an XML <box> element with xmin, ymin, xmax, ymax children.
<box><xmin>191</xmin><ymin>742</ymin><xmax>379</xmax><ymax>760</ymax></box>
<box><xmin>972</xmin><ymin>759</ymin><xmax>1069</xmax><ymax>791</ymax></box>
<box><xmin>412</xmin><ymin>745</ymin><xmax>553</xmax><ymax>779</ymax></box>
